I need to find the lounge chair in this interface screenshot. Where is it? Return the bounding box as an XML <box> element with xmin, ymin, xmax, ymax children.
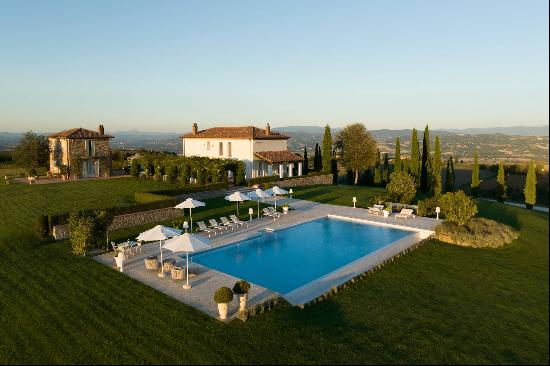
<box><xmin>367</xmin><ymin>207</ymin><xmax>382</xmax><ymax>215</ymax></box>
<box><xmin>268</xmin><ymin>207</ymin><xmax>281</xmax><ymax>217</ymax></box>
<box><xmin>208</xmin><ymin>219</ymin><xmax>227</xmax><ymax>232</ymax></box>
<box><xmin>263</xmin><ymin>207</ymin><xmax>280</xmax><ymax>219</ymax></box>
<box><xmin>220</xmin><ymin>216</ymin><xmax>238</xmax><ymax>230</ymax></box>
<box><xmin>230</xmin><ymin>214</ymin><xmax>247</xmax><ymax>227</ymax></box>
<box><xmin>395</xmin><ymin>208</ymin><xmax>415</xmax><ymax>219</ymax></box>
<box><xmin>196</xmin><ymin>221</ymin><xmax>216</xmax><ymax>236</ymax></box>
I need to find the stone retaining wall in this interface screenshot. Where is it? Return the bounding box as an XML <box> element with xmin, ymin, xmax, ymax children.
<box><xmin>52</xmin><ymin>207</ymin><xmax>183</xmax><ymax>240</ymax></box>
<box><xmin>277</xmin><ymin>174</ymin><xmax>333</xmax><ymax>188</ymax></box>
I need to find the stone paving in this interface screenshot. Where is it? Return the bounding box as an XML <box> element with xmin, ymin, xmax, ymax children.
<box><xmin>94</xmin><ymin>197</ymin><xmax>440</xmax><ymax>320</ymax></box>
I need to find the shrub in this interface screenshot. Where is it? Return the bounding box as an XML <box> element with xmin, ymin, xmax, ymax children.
<box><xmin>439</xmin><ymin>190</ymin><xmax>478</xmax><ymax>226</ymax></box>
<box><xmin>435</xmin><ymin>218</ymin><xmax>518</xmax><ymax>248</ymax></box>
<box><xmin>130</xmin><ymin>159</ymin><xmax>140</xmax><ymax>177</ymax></box>
<box><xmin>369</xmin><ymin>193</ymin><xmax>388</xmax><ymax>206</ymax></box>
<box><xmin>68</xmin><ymin>209</ymin><xmax>113</xmax><ymax>255</ymax></box>
<box><xmin>28</xmin><ymin>167</ymin><xmax>37</xmax><ymax>177</ymax></box>
<box><xmin>233</xmin><ymin>280</ymin><xmax>251</xmax><ymax>295</ymax></box>
<box><xmin>386</xmin><ymin>171</ymin><xmax>416</xmax><ymax>204</ymax></box>
<box><xmin>417</xmin><ymin>196</ymin><xmax>440</xmax><ymax>217</ymax></box>
<box><xmin>36</xmin><ymin>214</ymin><xmax>49</xmax><ymax>240</ymax></box>
<box><xmin>235</xmin><ymin>161</ymin><xmax>246</xmax><ymax>186</ymax></box>
<box><xmin>214</xmin><ymin>287</ymin><xmax>234</xmax><ymax>304</ymax></box>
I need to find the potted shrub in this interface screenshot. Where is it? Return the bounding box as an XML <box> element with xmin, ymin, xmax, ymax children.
<box><xmin>282</xmin><ymin>203</ymin><xmax>289</xmax><ymax>214</ymax></box>
<box><xmin>214</xmin><ymin>287</ymin><xmax>234</xmax><ymax>320</ymax></box>
<box><xmin>233</xmin><ymin>280</ymin><xmax>251</xmax><ymax>311</ymax></box>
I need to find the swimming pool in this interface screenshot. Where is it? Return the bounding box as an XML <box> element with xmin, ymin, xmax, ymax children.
<box><xmin>191</xmin><ymin>216</ymin><xmax>415</xmax><ymax>296</ymax></box>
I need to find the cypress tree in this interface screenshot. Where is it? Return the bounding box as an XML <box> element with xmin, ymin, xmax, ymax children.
<box><xmin>331</xmin><ymin>158</ymin><xmax>338</xmax><ymax>184</ymax></box>
<box><xmin>524</xmin><ymin>160</ymin><xmax>536</xmax><ymax>209</ymax></box>
<box><xmin>382</xmin><ymin>153</ymin><xmax>390</xmax><ymax>184</ymax></box>
<box><xmin>420</xmin><ymin>124</ymin><xmax>432</xmax><ymax>193</ymax></box>
<box><xmin>497</xmin><ymin>162</ymin><xmax>507</xmax><ymax>202</ymax></box>
<box><xmin>410</xmin><ymin>128</ymin><xmax>420</xmax><ymax>186</ymax></box>
<box><xmin>402</xmin><ymin>158</ymin><xmax>410</xmax><ymax>175</ymax></box>
<box><xmin>445</xmin><ymin>156</ymin><xmax>455</xmax><ymax>192</ymax></box>
<box><xmin>373</xmin><ymin>149</ymin><xmax>381</xmax><ymax>185</ymax></box>
<box><xmin>317</xmin><ymin>144</ymin><xmax>322</xmax><ymax>170</ymax></box>
<box><xmin>394</xmin><ymin>137</ymin><xmax>401</xmax><ymax>173</ymax></box>
<box><xmin>303</xmin><ymin>146</ymin><xmax>309</xmax><ymax>175</ymax></box>
<box><xmin>471</xmin><ymin>147</ymin><xmax>480</xmax><ymax>197</ymax></box>
<box><xmin>313</xmin><ymin>143</ymin><xmax>320</xmax><ymax>170</ymax></box>
<box><xmin>433</xmin><ymin>136</ymin><xmax>442</xmax><ymax>196</ymax></box>
<box><xmin>321</xmin><ymin>125</ymin><xmax>332</xmax><ymax>172</ymax></box>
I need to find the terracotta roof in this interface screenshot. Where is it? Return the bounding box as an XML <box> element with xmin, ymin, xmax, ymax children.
<box><xmin>48</xmin><ymin>128</ymin><xmax>113</xmax><ymax>139</ymax></box>
<box><xmin>254</xmin><ymin>150</ymin><xmax>304</xmax><ymax>164</ymax></box>
<box><xmin>181</xmin><ymin>126</ymin><xmax>290</xmax><ymax>140</ymax></box>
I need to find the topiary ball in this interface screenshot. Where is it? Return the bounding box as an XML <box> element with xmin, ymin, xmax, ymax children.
<box><xmin>233</xmin><ymin>280</ymin><xmax>251</xmax><ymax>295</ymax></box>
<box><xmin>214</xmin><ymin>287</ymin><xmax>234</xmax><ymax>303</ymax></box>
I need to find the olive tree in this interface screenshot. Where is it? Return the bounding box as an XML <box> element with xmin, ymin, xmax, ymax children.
<box><xmin>386</xmin><ymin>172</ymin><xmax>417</xmax><ymax>204</ymax></box>
<box><xmin>335</xmin><ymin>123</ymin><xmax>377</xmax><ymax>185</ymax></box>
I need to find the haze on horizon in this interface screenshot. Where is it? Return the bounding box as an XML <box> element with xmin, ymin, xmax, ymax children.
<box><xmin>0</xmin><ymin>0</ymin><xmax>548</xmax><ymax>133</ymax></box>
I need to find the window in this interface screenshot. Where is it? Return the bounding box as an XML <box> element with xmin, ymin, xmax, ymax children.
<box><xmin>219</xmin><ymin>142</ymin><xmax>223</xmax><ymax>156</ymax></box>
<box><xmin>206</xmin><ymin>141</ymin><xmax>211</xmax><ymax>151</ymax></box>
<box><xmin>227</xmin><ymin>142</ymin><xmax>232</xmax><ymax>157</ymax></box>
<box><xmin>85</xmin><ymin>140</ymin><xmax>95</xmax><ymax>157</ymax></box>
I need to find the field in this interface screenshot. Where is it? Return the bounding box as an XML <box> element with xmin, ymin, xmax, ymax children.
<box><xmin>0</xmin><ymin>180</ymin><xmax>548</xmax><ymax>364</ymax></box>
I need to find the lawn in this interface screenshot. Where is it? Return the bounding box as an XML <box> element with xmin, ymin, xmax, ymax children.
<box><xmin>0</xmin><ymin>181</ymin><xmax>548</xmax><ymax>364</ymax></box>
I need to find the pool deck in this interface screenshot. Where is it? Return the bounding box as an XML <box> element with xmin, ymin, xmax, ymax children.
<box><xmin>94</xmin><ymin>198</ymin><xmax>440</xmax><ymax>320</ymax></box>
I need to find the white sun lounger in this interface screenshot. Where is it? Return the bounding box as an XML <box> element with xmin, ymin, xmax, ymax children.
<box><xmin>209</xmin><ymin>218</ymin><xmax>227</xmax><ymax>232</ymax></box>
<box><xmin>395</xmin><ymin>208</ymin><xmax>415</xmax><ymax>219</ymax></box>
<box><xmin>220</xmin><ymin>216</ymin><xmax>238</xmax><ymax>230</ymax></box>
<box><xmin>230</xmin><ymin>214</ymin><xmax>247</xmax><ymax>227</ymax></box>
<box><xmin>196</xmin><ymin>221</ymin><xmax>216</xmax><ymax>236</ymax></box>
<box><xmin>368</xmin><ymin>207</ymin><xmax>382</xmax><ymax>215</ymax></box>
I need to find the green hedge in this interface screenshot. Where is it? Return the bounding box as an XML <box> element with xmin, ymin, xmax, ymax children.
<box><xmin>247</xmin><ymin>172</ymin><xmax>330</xmax><ymax>187</ymax></box>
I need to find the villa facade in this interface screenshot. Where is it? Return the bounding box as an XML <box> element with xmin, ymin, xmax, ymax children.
<box><xmin>48</xmin><ymin>125</ymin><xmax>113</xmax><ymax>178</ymax></box>
<box><xmin>181</xmin><ymin>123</ymin><xmax>303</xmax><ymax>179</ymax></box>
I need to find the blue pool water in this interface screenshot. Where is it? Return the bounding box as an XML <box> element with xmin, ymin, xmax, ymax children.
<box><xmin>191</xmin><ymin>217</ymin><xmax>413</xmax><ymax>294</ymax></box>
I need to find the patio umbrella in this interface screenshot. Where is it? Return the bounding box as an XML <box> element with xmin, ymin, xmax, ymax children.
<box><xmin>266</xmin><ymin>186</ymin><xmax>288</xmax><ymax>210</ymax></box>
<box><xmin>163</xmin><ymin>233</ymin><xmax>210</xmax><ymax>289</ymax></box>
<box><xmin>175</xmin><ymin>198</ymin><xmax>206</xmax><ymax>232</ymax></box>
<box><xmin>136</xmin><ymin>225</ymin><xmax>182</xmax><ymax>277</ymax></box>
<box><xmin>247</xmin><ymin>188</ymin><xmax>271</xmax><ymax>218</ymax></box>
<box><xmin>224</xmin><ymin>191</ymin><xmax>250</xmax><ymax>216</ymax></box>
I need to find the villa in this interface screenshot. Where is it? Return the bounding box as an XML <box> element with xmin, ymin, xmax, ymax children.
<box><xmin>48</xmin><ymin>125</ymin><xmax>113</xmax><ymax>178</ymax></box>
<box><xmin>181</xmin><ymin>123</ymin><xmax>304</xmax><ymax>179</ymax></box>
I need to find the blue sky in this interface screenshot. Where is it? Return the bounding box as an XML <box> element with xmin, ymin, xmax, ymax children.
<box><xmin>0</xmin><ymin>0</ymin><xmax>548</xmax><ymax>133</ymax></box>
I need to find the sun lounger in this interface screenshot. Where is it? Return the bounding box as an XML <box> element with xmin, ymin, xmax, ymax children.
<box><xmin>209</xmin><ymin>219</ymin><xmax>227</xmax><ymax>232</ymax></box>
<box><xmin>368</xmin><ymin>207</ymin><xmax>382</xmax><ymax>215</ymax></box>
<box><xmin>196</xmin><ymin>221</ymin><xmax>216</xmax><ymax>236</ymax></box>
<box><xmin>263</xmin><ymin>207</ymin><xmax>280</xmax><ymax>218</ymax></box>
<box><xmin>220</xmin><ymin>216</ymin><xmax>238</xmax><ymax>230</ymax></box>
<box><xmin>268</xmin><ymin>207</ymin><xmax>281</xmax><ymax>217</ymax></box>
<box><xmin>230</xmin><ymin>214</ymin><xmax>247</xmax><ymax>227</ymax></box>
<box><xmin>395</xmin><ymin>208</ymin><xmax>415</xmax><ymax>219</ymax></box>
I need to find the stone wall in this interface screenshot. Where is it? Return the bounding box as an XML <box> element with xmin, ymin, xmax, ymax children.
<box><xmin>277</xmin><ymin>174</ymin><xmax>333</xmax><ymax>188</ymax></box>
<box><xmin>52</xmin><ymin>207</ymin><xmax>183</xmax><ymax>240</ymax></box>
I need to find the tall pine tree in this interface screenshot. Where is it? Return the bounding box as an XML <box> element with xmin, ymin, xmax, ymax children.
<box><xmin>433</xmin><ymin>136</ymin><xmax>442</xmax><ymax>196</ymax></box>
<box><xmin>313</xmin><ymin>143</ymin><xmax>320</xmax><ymax>170</ymax></box>
<box><xmin>497</xmin><ymin>162</ymin><xmax>507</xmax><ymax>202</ymax></box>
<box><xmin>420</xmin><ymin>125</ymin><xmax>432</xmax><ymax>193</ymax></box>
<box><xmin>410</xmin><ymin>128</ymin><xmax>420</xmax><ymax>186</ymax></box>
<box><xmin>394</xmin><ymin>137</ymin><xmax>401</xmax><ymax>173</ymax></box>
<box><xmin>524</xmin><ymin>160</ymin><xmax>537</xmax><ymax>209</ymax></box>
<box><xmin>321</xmin><ymin>125</ymin><xmax>332</xmax><ymax>172</ymax></box>
<box><xmin>302</xmin><ymin>146</ymin><xmax>309</xmax><ymax>175</ymax></box>
<box><xmin>471</xmin><ymin>147</ymin><xmax>480</xmax><ymax>197</ymax></box>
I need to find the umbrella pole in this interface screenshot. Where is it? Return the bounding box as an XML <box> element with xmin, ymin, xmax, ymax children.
<box><xmin>158</xmin><ymin>240</ymin><xmax>165</xmax><ymax>277</ymax></box>
<box><xmin>190</xmin><ymin>208</ymin><xmax>193</xmax><ymax>233</ymax></box>
<box><xmin>183</xmin><ymin>252</ymin><xmax>191</xmax><ymax>289</ymax></box>
<box><xmin>257</xmin><ymin>200</ymin><xmax>260</xmax><ymax>219</ymax></box>
<box><xmin>237</xmin><ymin>201</ymin><xmax>239</xmax><ymax>217</ymax></box>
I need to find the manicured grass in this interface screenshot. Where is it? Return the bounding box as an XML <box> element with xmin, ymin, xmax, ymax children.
<box><xmin>0</xmin><ymin>181</ymin><xmax>548</xmax><ymax>364</ymax></box>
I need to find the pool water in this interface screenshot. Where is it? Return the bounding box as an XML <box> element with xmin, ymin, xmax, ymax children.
<box><xmin>191</xmin><ymin>217</ymin><xmax>413</xmax><ymax>294</ymax></box>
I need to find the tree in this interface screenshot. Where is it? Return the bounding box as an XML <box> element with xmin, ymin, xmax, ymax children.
<box><xmin>335</xmin><ymin>123</ymin><xmax>378</xmax><ymax>185</ymax></box>
<box><xmin>402</xmin><ymin>158</ymin><xmax>410</xmax><ymax>175</ymax></box>
<box><xmin>313</xmin><ymin>143</ymin><xmax>320</xmax><ymax>170</ymax></box>
<box><xmin>394</xmin><ymin>137</ymin><xmax>401</xmax><ymax>173</ymax></box>
<box><xmin>440</xmin><ymin>190</ymin><xmax>478</xmax><ymax>226</ymax></box>
<box><xmin>524</xmin><ymin>160</ymin><xmax>536</xmax><ymax>209</ymax></box>
<box><xmin>382</xmin><ymin>153</ymin><xmax>390</xmax><ymax>184</ymax></box>
<box><xmin>445</xmin><ymin>156</ymin><xmax>455</xmax><ymax>192</ymax></box>
<box><xmin>471</xmin><ymin>147</ymin><xmax>480</xmax><ymax>197</ymax></box>
<box><xmin>235</xmin><ymin>161</ymin><xmax>246</xmax><ymax>186</ymax></box>
<box><xmin>420</xmin><ymin>125</ymin><xmax>432</xmax><ymax>193</ymax></box>
<box><xmin>433</xmin><ymin>136</ymin><xmax>442</xmax><ymax>197</ymax></box>
<box><xmin>130</xmin><ymin>159</ymin><xmax>140</xmax><ymax>177</ymax></box>
<box><xmin>331</xmin><ymin>158</ymin><xmax>338</xmax><ymax>184</ymax></box>
<box><xmin>70</xmin><ymin>153</ymin><xmax>83</xmax><ymax>178</ymax></box>
<box><xmin>386</xmin><ymin>172</ymin><xmax>416</xmax><ymax>204</ymax></box>
<box><xmin>373</xmin><ymin>149</ymin><xmax>382</xmax><ymax>185</ymax></box>
<box><xmin>496</xmin><ymin>162</ymin><xmax>507</xmax><ymax>202</ymax></box>
<box><xmin>302</xmin><ymin>147</ymin><xmax>309</xmax><ymax>175</ymax></box>
<box><xmin>410</xmin><ymin>128</ymin><xmax>420</xmax><ymax>186</ymax></box>
<box><xmin>321</xmin><ymin>125</ymin><xmax>332</xmax><ymax>172</ymax></box>
<box><xmin>13</xmin><ymin>131</ymin><xmax>49</xmax><ymax>173</ymax></box>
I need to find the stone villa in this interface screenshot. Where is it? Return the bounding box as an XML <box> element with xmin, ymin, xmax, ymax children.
<box><xmin>181</xmin><ymin>123</ymin><xmax>304</xmax><ymax>179</ymax></box>
<box><xmin>48</xmin><ymin>125</ymin><xmax>113</xmax><ymax>178</ymax></box>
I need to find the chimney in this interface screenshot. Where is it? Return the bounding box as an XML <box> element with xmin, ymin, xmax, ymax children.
<box><xmin>192</xmin><ymin>122</ymin><xmax>198</xmax><ymax>135</ymax></box>
<box><xmin>98</xmin><ymin>124</ymin><xmax>104</xmax><ymax>136</ymax></box>
<box><xmin>265</xmin><ymin>123</ymin><xmax>271</xmax><ymax>135</ymax></box>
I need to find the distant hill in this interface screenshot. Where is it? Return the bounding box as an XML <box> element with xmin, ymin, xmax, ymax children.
<box><xmin>444</xmin><ymin>125</ymin><xmax>548</xmax><ymax>136</ymax></box>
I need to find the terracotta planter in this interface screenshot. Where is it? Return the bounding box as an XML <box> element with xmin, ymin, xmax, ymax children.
<box><xmin>239</xmin><ymin>294</ymin><xmax>248</xmax><ymax>312</ymax></box>
<box><xmin>218</xmin><ymin>303</ymin><xmax>229</xmax><ymax>320</ymax></box>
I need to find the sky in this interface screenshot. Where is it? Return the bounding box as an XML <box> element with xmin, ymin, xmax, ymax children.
<box><xmin>0</xmin><ymin>0</ymin><xmax>548</xmax><ymax>133</ymax></box>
